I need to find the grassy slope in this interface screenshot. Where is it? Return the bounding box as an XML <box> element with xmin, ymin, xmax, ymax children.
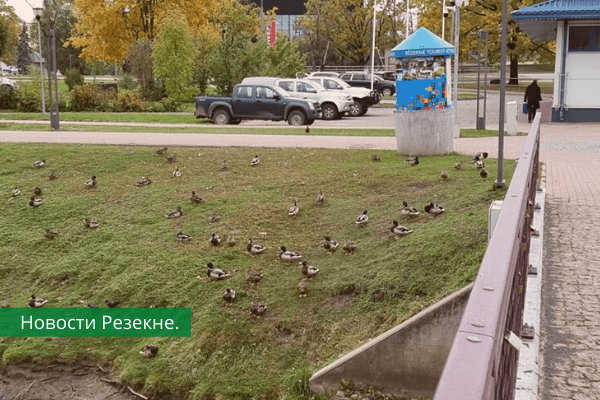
<box><xmin>0</xmin><ymin>144</ymin><xmax>514</xmax><ymax>399</ymax></box>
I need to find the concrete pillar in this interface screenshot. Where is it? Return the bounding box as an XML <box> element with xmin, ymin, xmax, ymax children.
<box><xmin>394</xmin><ymin>108</ymin><xmax>455</xmax><ymax>155</ymax></box>
<box><xmin>506</xmin><ymin>101</ymin><xmax>517</xmax><ymax>136</ymax></box>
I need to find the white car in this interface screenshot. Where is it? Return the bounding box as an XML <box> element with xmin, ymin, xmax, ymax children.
<box><xmin>0</xmin><ymin>77</ymin><xmax>19</xmax><ymax>89</ymax></box>
<box><xmin>241</xmin><ymin>77</ymin><xmax>354</xmax><ymax>120</ymax></box>
<box><xmin>304</xmin><ymin>76</ymin><xmax>380</xmax><ymax>117</ymax></box>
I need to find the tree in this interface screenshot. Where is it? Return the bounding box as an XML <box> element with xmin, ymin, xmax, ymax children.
<box><xmin>419</xmin><ymin>0</ymin><xmax>555</xmax><ymax>84</ymax></box>
<box><xmin>17</xmin><ymin>24</ymin><xmax>30</xmax><ymax>74</ymax></box>
<box><xmin>0</xmin><ymin>0</ymin><xmax>21</xmax><ymax>64</ymax></box>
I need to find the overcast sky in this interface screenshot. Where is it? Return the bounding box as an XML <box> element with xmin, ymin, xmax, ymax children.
<box><xmin>7</xmin><ymin>0</ymin><xmax>37</xmax><ymax>23</ymax></box>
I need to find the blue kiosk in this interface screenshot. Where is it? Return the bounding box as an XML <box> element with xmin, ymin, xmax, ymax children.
<box><xmin>390</xmin><ymin>28</ymin><xmax>456</xmax><ymax>155</ymax></box>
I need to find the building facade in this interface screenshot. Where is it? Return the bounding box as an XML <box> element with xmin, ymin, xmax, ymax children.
<box><xmin>249</xmin><ymin>0</ymin><xmax>307</xmax><ymax>38</ymax></box>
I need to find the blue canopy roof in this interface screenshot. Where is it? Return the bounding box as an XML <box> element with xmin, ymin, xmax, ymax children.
<box><xmin>391</xmin><ymin>27</ymin><xmax>454</xmax><ymax>58</ymax></box>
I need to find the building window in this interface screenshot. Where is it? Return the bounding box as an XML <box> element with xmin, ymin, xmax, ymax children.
<box><xmin>569</xmin><ymin>26</ymin><xmax>600</xmax><ymax>52</ymax></box>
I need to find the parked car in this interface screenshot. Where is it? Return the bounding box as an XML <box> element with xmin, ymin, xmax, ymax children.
<box><xmin>305</xmin><ymin>76</ymin><xmax>380</xmax><ymax>117</ymax></box>
<box><xmin>242</xmin><ymin>77</ymin><xmax>353</xmax><ymax>120</ymax></box>
<box><xmin>194</xmin><ymin>84</ymin><xmax>320</xmax><ymax>126</ymax></box>
<box><xmin>0</xmin><ymin>77</ymin><xmax>18</xmax><ymax>89</ymax></box>
<box><xmin>373</xmin><ymin>71</ymin><xmax>398</xmax><ymax>82</ymax></box>
<box><xmin>305</xmin><ymin>71</ymin><xmax>341</xmax><ymax>78</ymax></box>
<box><xmin>339</xmin><ymin>72</ymin><xmax>396</xmax><ymax>97</ymax></box>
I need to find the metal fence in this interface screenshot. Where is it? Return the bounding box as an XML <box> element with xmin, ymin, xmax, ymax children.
<box><xmin>433</xmin><ymin>113</ymin><xmax>541</xmax><ymax>399</ymax></box>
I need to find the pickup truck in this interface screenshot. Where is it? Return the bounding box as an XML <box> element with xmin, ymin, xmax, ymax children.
<box><xmin>194</xmin><ymin>84</ymin><xmax>321</xmax><ymax>126</ymax></box>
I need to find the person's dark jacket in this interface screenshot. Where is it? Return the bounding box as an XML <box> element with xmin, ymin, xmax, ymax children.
<box><xmin>524</xmin><ymin>82</ymin><xmax>542</xmax><ymax>110</ymax></box>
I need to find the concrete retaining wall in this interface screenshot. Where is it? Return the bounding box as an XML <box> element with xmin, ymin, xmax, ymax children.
<box><xmin>394</xmin><ymin>108</ymin><xmax>455</xmax><ymax>156</ymax></box>
<box><xmin>310</xmin><ymin>283</ymin><xmax>473</xmax><ymax>399</ymax></box>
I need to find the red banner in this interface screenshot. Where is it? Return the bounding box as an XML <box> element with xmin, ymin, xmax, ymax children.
<box><xmin>266</xmin><ymin>21</ymin><xmax>276</xmax><ymax>46</ymax></box>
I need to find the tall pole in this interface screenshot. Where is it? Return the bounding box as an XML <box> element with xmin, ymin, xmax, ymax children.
<box><xmin>370</xmin><ymin>1</ymin><xmax>376</xmax><ymax>91</ymax></box>
<box><xmin>452</xmin><ymin>3</ymin><xmax>460</xmax><ymax>119</ymax></box>
<box><xmin>495</xmin><ymin>0</ymin><xmax>508</xmax><ymax>188</ymax></box>
<box><xmin>442</xmin><ymin>0</ymin><xmax>446</xmax><ymax>41</ymax></box>
<box><xmin>260</xmin><ymin>0</ymin><xmax>264</xmax><ymax>37</ymax></box>
<box><xmin>50</xmin><ymin>27</ymin><xmax>60</xmax><ymax>130</ymax></box>
<box><xmin>36</xmin><ymin>19</ymin><xmax>46</xmax><ymax>114</ymax></box>
<box><xmin>405</xmin><ymin>0</ymin><xmax>410</xmax><ymax>39</ymax></box>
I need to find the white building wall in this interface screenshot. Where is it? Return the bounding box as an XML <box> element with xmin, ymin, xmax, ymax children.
<box><xmin>565</xmin><ymin>52</ymin><xmax>600</xmax><ymax>108</ymax></box>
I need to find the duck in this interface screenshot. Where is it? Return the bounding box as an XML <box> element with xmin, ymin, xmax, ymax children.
<box><xmin>323</xmin><ymin>236</ymin><xmax>338</xmax><ymax>253</ymax></box>
<box><xmin>250</xmin><ymin>303</ymin><xmax>267</xmax><ymax>317</ymax></box>
<box><xmin>1</xmin><ymin>299</ymin><xmax>10</xmax><ymax>308</ymax></box>
<box><xmin>355</xmin><ymin>210</ymin><xmax>369</xmax><ymax>226</ymax></box>
<box><xmin>473</xmin><ymin>152</ymin><xmax>488</xmax><ymax>163</ymax></box>
<box><xmin>424</xmin><ymin>202</ymin><xmax>445</xmax><ymax>216</ymax></box>
<box><xmin>32</xmin><ymin>159</ymin><xmax>45</xmax><ymax>168</ymax></box>
<box><xmin>172</xmin><ymin>167</ymin><xmax>181</xmax><ymax>178</ymax></box>
<box><xmin>246</xmin><ymin>270</ymin><xmax>263</xmax><ymax>285</ymax></box>
<box><xmin>251</xmin><ymin>155</ymin><xmax>260</xmax><ymax>167</ymax></box>
<box><xmin>480</xmin><ymin>168</ymin><xmax>489</xmax><ymax>182</ymax></box>
<box><xmin>305</xmin><ymin>125</ymin><xmax>310</xmax><ymax>133</ymax></box>
<box><xmin>401</xmin><ymin>201</ymin><xmax>420</xmax><ymax>216</ymax></box>
<box><xmin>247</xmin><ymin>238</ymin><xmax>265</xmax><ymax>255</ymax></box>
<box><xmin>391</xmin><ymin>220</ymin><xmax>413</xmax><ymax>237</ymax></box>
<box><xmin>88</xmin><ymin>304</ymin><xmax>98</xmax><ymax>308</ymax></box>
<box><xmin>440</xmin><ymin>170</ymin><xmax>449</xmax><ymax>181</ymax></box>
<box><xmin>45</xmin><ymin>229</ymin><xmax>59</xmax><ymax>238</ymax></box>
<box><xmin>370</xmin><ymin>154</ymin><xmax>380</xmax><ymax>162</ymax></box>
<box><xmin>105</xmin><ymin>300</ymin><xmax>120</xmax><ymax>308</ymax></box>
<box><xmin>210</xmin><ymin>232</ymin><xmax>221</xmax><ymax>246</ymax></box>
<box><xmin>165</xmin><ymin>206</ymin><xmax>182</xmax><ymax>219</ymax></box>
<box><xmin>316</xmin><ymin>189</ymin><xmax>325</xmax><ymax>202</ymax></box>
<box><xmin>135</xmin><ymin>177</ymin><xmax>152</xmax><ymax>187</ymax></box>
<box><xmin>222</xmin><ymin>288</ymin><xmax>236</xmax><ymax>306</ymax></box>
<box><xmin>84</xmin><ymin>218</ymin><xmax>99</xmax><ymax>229</ymax></box>
<box><xmin>207</xmin><ymin>262</ymin><xmax>230</xmax><ymax>280</ymax></box>
<box><xmin>288</xmin><ymin>200</ymin><xmax>299</xmax><ymax>217</ymax></box>
<box><xmin>280</xmin><ymin>246</ymin><xmax>302</xmax><ymax>262</ymax></box>
<box><xmin>343</xmin><ymin>240</ymin><xmax>356</xmax><ymax>255</ymax></box>
<box><xmin>166</xmin><ymin>154</ymin><xmax>177</xmax><ymax>163</ymax></box>
<box><xmin>177</xmin><ymin>231</ymin><xmax>192</xmax><ymax>241</ymax></box>
<box><xmin>34</xmin><ymin>186</ymin><xmax>42</xmax><ymax>195</ymax></box>
<box><xmin>29</xmin><ymin>197</ymin><xmax>43</xmax><ymax>207</ymax></box>
<box><xmin>454</xmin><ymin>161</ymin><xmax>465</xmax><ymax>171</ymax></box>
<box><xmin>11</xmin><ymin>187</ymin><xmax>20</xmax><ymax>197</ymax></box>
<box><xmin>209</xmin><ymin>212</ymin><xmax>221</xmax><ymax>223</ymax></box>
<box><xmin>156</xmin><ymin>147</ymin><xmax>168</xmax><ymax>155</ymax></box>
<box><xmin>140</xmin><ymin>345</ymin><xmax>159</xmax><ymax>358</ymax></box>
<box><xmin>29</xmin><ymin>294</ymin><xmax>48</xmax><ymax>308</ymax></box>
<box><xmin>84</xmin><ymin>176</ymin><xmax>97</xmax><ymax>188</ymax></box>
<box><xmin>300</xmin><ymin>261</ymin><xmax>319</xmax><ymax>279</ymax></box>
<box><xmin>405</xmin><ymin>156</ymin><xmax>419</xmax><ymax>166</ymax></box>
<box><xmin>227</xmin><ymin>234</ymin><xmax>236</xmax><ymax>247</ymax></box>
<box><xmin>297</xmin><ymin>279</ymin><xmax>309</xmax><ymax>297</ymax></box>
<box><xmin>221</xmin><ymin>160</ymin><xmax>227</xmax><ymax>170</ymax></box>
<box><xmin>475</xmin><ymin>159</ymin><xmax>485</xmax><ymax>170</ymax></box>
<box><xmin>190</xmin><ymin>191</ymin><xmax>204</xmax><ymax>204</ymax></box>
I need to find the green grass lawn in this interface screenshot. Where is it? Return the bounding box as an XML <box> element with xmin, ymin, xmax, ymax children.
<box><xmin>0</xmin><ymin>144</ymin><xmax>514</xmax><ymax>399</ymax></box>
<box><xmin>460</xmin><ymin>129</ymin><xmax>527</xmax><ymax>138</ymax></box>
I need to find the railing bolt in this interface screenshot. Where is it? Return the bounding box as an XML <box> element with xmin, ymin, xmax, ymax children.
<box><xmin>527</xmin><ymin>264</ymin><xmax>538</xmax><ymax>275</ymax></box>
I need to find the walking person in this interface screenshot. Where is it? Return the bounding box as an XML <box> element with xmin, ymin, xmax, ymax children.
<box><xmin>524</xmin><ymin>80</ymin><xmax>542</xmax><ymax>123</ymax></box>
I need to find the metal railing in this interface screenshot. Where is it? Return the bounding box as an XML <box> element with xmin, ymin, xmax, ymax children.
<box><xmin>434</xmin><ymin>113</ymin><xmax>541</xmax><ymax>400</ymax></box>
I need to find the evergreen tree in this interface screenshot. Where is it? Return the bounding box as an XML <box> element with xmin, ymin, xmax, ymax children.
<box><xmin>17</xmin><ymin>24</ymin><xmax>30</xmax><ymax>74</ymax></box>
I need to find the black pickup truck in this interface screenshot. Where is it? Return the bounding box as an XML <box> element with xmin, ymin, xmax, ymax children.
<box><xmin>194</xmin><ymin>84</ymin><xmax>321</xmax><ymax>126</ymax></box>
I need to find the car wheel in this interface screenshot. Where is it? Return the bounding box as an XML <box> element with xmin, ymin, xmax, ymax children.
<box><xmin>288</xmin><ymin>110</ymin><xmax>307</xmax><ymax>126</ymax></box>
<box><xmin>382</xmin><ymin>87</ymin><xmax>394</xmax><ymax>97</ymax></box>
<box><xmin>212</xmin><ymin>108</ymin><xmax>231</xmax><ymax>125</ymax></box>
<box><xmin>321</xmin><ymin>103</ymin><xmax>338</xmax><ymax>120</ymax></box>
<box><xmin>348</xmin><ymin>101</ymin><xmax>364</xmax><ymax>117</ymax></box>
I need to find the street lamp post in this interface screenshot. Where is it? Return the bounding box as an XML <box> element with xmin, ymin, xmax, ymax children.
<box><xmin>36</xmin><ymin>0</ymin><xmax>60</xmax><ymax>130</ymax></box>
<box><xmin>495</xmin><ymin>0</ymin><xmax>508</xmax><ymax>189</ymax></box>
<box><xmin>370</xmin><ymin>1</ymin><xmax>377</xmax><ymax>92</ymax></box>
<box><xmin>32</xmin><ymin>7</ymin><xmax>45</xmax><ymax>114</ymax></box>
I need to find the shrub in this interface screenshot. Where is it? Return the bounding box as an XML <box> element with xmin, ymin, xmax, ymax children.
<box><xmin>118</xmin><ymin>73</ymin><xmax>138</xmax><ymax>91</ymax></box>
<box><xmin>64</xmin><ymin>69</ymin><xmax>85</xmax><ymax>90</ymax></box>
<box><xmin>17</xmin><ymin>81</ymin><xmax>42</xmax><ymax>112</ymax></box>
<box><xmin>0</xmin><ymin>85</ymin><xmax>19</xmax><ymax>110</ymax></box>
<box><xmin>70</xmin><ymin>84</ymin><xmax>100</xmax><ymax>111</ymax></box>
<box><xmin>116</xmin><ymin>90</ymin><xmax>148</xmax><ymax>112</ymax></box>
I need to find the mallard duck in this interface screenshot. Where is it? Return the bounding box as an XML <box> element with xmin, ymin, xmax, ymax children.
<box><xmin>401</xmin><ymin>201</ymin><xmax>420</xmax><ymax>216</ymax></box>
<box><xmin>343</xmin><ymin>240</ymin><xmax>356</xmax><ymax>255</ymax></box>
<box><xmin>190</xmin><ymin>191</ymin><xmax>204</xmax><ymax>204</ymax></box>
<box><xmin>48</xmin><ymin>171</ymin><xmax>57</xmax><ymax>180</ymax></box>
<box><xmin>177</xmin><ymin>231</ymin><xmax>192</xmax><ymax>241</ymax></box>
<box><xmin>405</xmin><ymin>156</ymin><xmax>419</xmax><ymax>166</ymax></box>
<box><xmin>227</xmin><ymin>234</ymin><xmax>236</xmax><ymax>247</ymax></box>
<box><xmin>88</xmin><ymin>304</ymin><xmax>98</xmax><ymax>308</ymax></box>
<box><xmin>300</xmin><ymin>261</ymin><xmax>319</xmax><ymax>279</ymax></box>
<box><xmin>316</xmin><ymin>190</ymin><xmax>325</xmax><ymax>202</ymax></box>
<box><xmin>29</xmin><ymin>294</ymin><xmax>48</xmax><ymax>308</ymax></box>
<box><xmin>207</xmin><ymin>262</ymin><xmax>230</xmax><ymax>280</ymax></box>
<box><xmin>323</xmin><ymin>236</ymin><xmax>338</xmax><ymax>253</ymax></box>
<box><xmin>221</xmin><ymin>160</ymin><xmax>227</xmax><ymax>170</ymax></box>
<box><xmin>356</xmin><ymin>210</ymin><xmax>369</xmax><ymax>226</ymax></box>
<box><xmin>84</xmin><ymin>176</ymin><xmax>97</xmax><ymax>188</ymax></box>
<box><xmin>250</xmin><ymin>303</ymin><xmax>267</xmax><ymax>317</ymax></box>
<box><xmin>105</xmin><ymin>299</ymin><xmax>120</xmax><ymax>308</ymax></box>
<box><xmin>247</xmin><ymin>238</ymin><xmax>265</xmax><ymax>255</ymax></box>
<box><xmin>84</xmin><ymin>218</ymin><xmax>99</xmax><ymax>229</ymax></box>
<box><xmin>305</xmin><ymin>125</ymin><xmax>310</xmax><ymax>133</ymax></box>
<box><xmin>173</xmin><ymin>167</ymin><xmax>181</xmax><ymax>178</ymax></box>
<box><xmin>32</xmin><ymin>160</ymin><xmax>45</xmax><ymax>168</ymax></box>
<box><xmin>424</xmin><ymin>202</ymin><xmax>445</xmax><ymax>216</ymax></box>
<box><xmin>391</xmin><ymin>220</ymin><xmax>413</xmax><ymax>237</ymax></box>
<box><xmin>209</xmin><ymin>212</ymin><xmax>221</xmax><ymax>223</ymax></box>
<box><xmin>472</xmin><ymin>152</ymin><xmax>488</xmax><ymax>163</ymax></box>
<box><xmin>440</xmin><ymin>170</ymin><xmax>449</xmax><ymax>181</ymax></box>
<box><xmin>166</xmin><ymin>154</ymin><xmax>177</xmax><ymax>163</ymax></box>
<box><xmin>297</xmin><ymin>279</ymin><xmax>309</xmax><ymax>297</ymax></box>
<box><xmin>1</xmin><ymin>299</ymin><xmax>10</xmax><ymax>308</ymax></box>
<box><xmin>34</xmin><ymin>186</ymin><xmax>42</xmax><ymax>195</ymax></box>
<box><xmin>165</xmin><ymin>206</ymin><xmax>182</xmax><ymax>219</ymax></box>
<box><xmin>454</xmin><ymin>161</ymin><xmax>465</xmax><ymax>171</ymax></box>
<box><xmin>140</xmin><ymin>345</ymin><xmax>159</xmax><ymax>358</ymax></box>
<box><xmin>156</xmin><ymin>147</ymin><xmax>167</xmax><ymax>155</ymax></box>
<box><xmin>280</xmin><ymin>246</ymin><xmax>302</xmax><ymax>262</ymax></box>
<box><xmin>11</xmin><ymin>187</ymin><xmax>21</xmax><ymax>197</ymax></box>
<box><xmin>210</xmin><ymin>232</ymin><xmax>221</xmax><ymax>246</ymax></box>
<box><xmin>136</xmin><ymin>177</ymin><xmax>152</xmax><ymax>187</ymax></box>
<box><xmin>480</xmin><ymin>168</ymin><xmax>489</xmax><ymax>182</ymax></box>
<box><xmin>475</xmin><ymin>159</ymin><xmax>485</xmax><ymax>170</ymax></box>
<box><xmin>288</xmin><ymin>200</ymin><xmax>299</xmax><ymax>217</ymax></box>
<box><xmin>29</xmin><ymin>197</ymin><xmax>43</xmax><ymax>207</ymax></box>
<box><xmin>246</xmin><ymin>270</ymin><xmax>263</xmax><ymax>285</ymax></box>
<box><xmin>251</xmin><ymin>155</ymin><xmax>260</xmax><ymax>167</ymax></box>
<box><xmin>370</xmin><ymin>154</ymin><xmax>380</xmax><ymax>162</ymax></box>
<box><xmin>45</xmin><ymin>229</ymin><xmax>59</xmax><ymax>238</ymax></box>
<box><xmin>222</xmin><ymin>288</ymin><xmax>236</xmax><ymax>305</ymax></box>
